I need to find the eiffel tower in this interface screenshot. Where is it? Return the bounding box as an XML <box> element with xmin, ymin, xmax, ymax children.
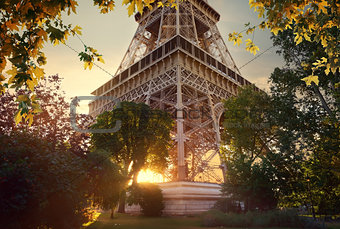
<box><xmin>89</xmin><ymin>0</ymin><xmax>257</xmax><ymax>183</ymax></box>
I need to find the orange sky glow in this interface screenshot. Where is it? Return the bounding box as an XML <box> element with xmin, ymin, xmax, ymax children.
<box><xmin>39</xmin><ymin>0</ymin><xmax>284</xmax><ymax>114</ymax></box>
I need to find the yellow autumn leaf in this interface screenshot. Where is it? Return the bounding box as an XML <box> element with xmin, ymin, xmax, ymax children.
<box><xmin>271</xmin><ymin>27</ymin><xmax>282</xmax><ymax>36</ymax></box>
<box><xmin>294</xmin><ymin>33</ymin><xmax>303</xmax><ymax>45</ymax></box>
<box><xmin>69</xmin><ymin>0</ymin><xmax>78</xmax><ymax>14</ymax></box>
<box><xmin>53</xmin><ymin>39</ymin><xmax>60</xmax><ymax>46</ymax></box>
<box><xmin>127</xmin><ymin>1</ymin><xmax>135</xmax><ymax>16</ymax></box>
<box><xmin>228</xmin><ymin>32</ymin><xmax>237</xmax><ymax>41</ymax></box>
<box><xmin>122</xmin><ymin>0</ymin><xmax>130</xmax><ymax>5</ymax></box>
<box><xmin>37</xmin><ymin>19</ymin><xmax>44</xmax><ymax>27</ymax></box>
<box><xmin>285</xmin><ymin>23</ymin><xmax>292</xmax><ymax>29</ymax></box>
<box><xmin>6</xmin><ymin>67</ymin><xmax>17</xmax><ymax>77</ymax></box>
<box><xmin>257</xmin><ymin>7</ymin><xmax>265</xmax><ymax>18</ymax></box>
<box><xmin>245</xmin><ymin>39</ymin><xmax>259</xmax><ymax>55</ymax></box>
<box><xmin>6</xmin><ymin>20</ymin><xmax>19</xmax><ymax>31</ymax></box>
<box><xmin>303</xmin><ymin>33</ymin><xmax>311</xmax><ymax>42</ymax></box>
<box><xmin>27</xmin><ymin>80</ymin><xmax>35</xmax><ymax>91</ymax></box>
<box><xmin>37</xmin><ymin>29</ymin><xmax>48</xmax><ymax>41</ymax></box>
<box><xmin>157</xmin><ymin>2</ymin><xmax>164</xmax><ymax>8</ymax></box>
<box><xmin>33</xmin><ymin>66</ymin><xmax>44</xmax><ymax>80</ymax></box>
<box><xmin>321</xmin><ymin>36</ymin><xmax>327</xmax><ymax>47</ymax></box>
<box><xmin>330</xmin><ymin>66</ymin><xmax>338</xmax><ymax>75</ymax></box>
<box><xmin>335</xmin><ymin>83</ymin><xmax>340</xmax><ymax>89</ymax></box>
<box><xmin>25</xmin><ymin>112</ymin><xmax>34</xmax><ymax>126</ymax></box>
<box><xmin>84</xmin><ymin>61</ymin><xmax>93</xmax><ymax>70</ymax></box>
<box><xmin>325</xmin><ymin>65</ymin><xmax>330</xmax><ymax>75</ymax></box>
<box><xmin>8</xmin><ymin>76</ymin><xmax>15</xmax><ymax>84</ymax></box>
<box><xmin>72</xmin><ymin>25</ymin><xmax>82</xmax><ymax>35</ymax></box>
<box><xmin>32</xmin><ymin>103</ymin><xmax>43</xmax><ymax>113</ymax></box>
<box><xmin>235</xmin><ymin>37</ymin><xmax>242</xmax><ymax>46</ymax></box>
<box><xmin>136</xmin><ymin>0</ymin><xmax>143</xmax><ymax>13</ymax></box>
<box><xmin>88</xmin><ymin>47</ymin><xmax>98</xmax><ymax>53</ymax></box>
<box><xmin>317</xmin><ymin>0</ymin><xmax>329</xmax><ymax>14</ymax></box>
<box><xmin>229</xmin><ymin>32</ymin><xmax>243</xmax><ymax>46</ymax></box>
<box><xmin>245</xmin><ymin>39</ymin><xmax>252</xmax><ymax>47</ymax></box>
<box><xmin>17</xmin><ymin>94</ymin><xmax>30</xmax><ymax>102</ymax></box>
<box><xmin>64</xmin><ymin>30</ymin><xmax>70</xmax><ymax>40</ymax></box>
<box><xmin>249</xmin><ymin>0</ymin><xmax>264</xmax><ymax>10</ymax></box>
<box><xmin>14</xmin><ymin>111</ymin><xmax>23</xmax><ymax>125</ymax></box>
<box><xmin>171</xmin><ymin>3</ymin><xmax>178</xmax><ymax>10</ymax></box>
<box><xmin>246</xmin><ymin>27</ymin><xmax>255</xmax><ymax>35</ymax></box>
<box><xmin>259</xmin><ymin>21</ymin><xmax>266</xmax><ymax>29</ymax></box>
<box><xmin>302</xmin><ymin>75</ymin><xmax>319</xmax><ymax>86</ymax></box>
<box><xmin>250</xmin><ymin>45</ymin><xmax>260</xmax><ymax>55</ymax></box>
<box><xmin>98</xmin><ymin>56</ymin><xmax>105</xmax><ymax>64</ymax></box>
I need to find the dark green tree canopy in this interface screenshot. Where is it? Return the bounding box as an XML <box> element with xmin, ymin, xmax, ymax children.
<box><xmin>91</xmin><ymin>101</ymin><xmax>174</xmax><ymax>183</ymax></box>
<box><xmin>221</xmin><ymin>28</ymin><xmax>339</xmax><ymax>215</ymax></box>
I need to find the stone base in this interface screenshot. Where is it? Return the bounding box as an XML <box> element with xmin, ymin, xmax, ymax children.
<box><xmin>126</xmin><ymin>182</ymin><xmax>222</xmax><ymax>216</ymax></box>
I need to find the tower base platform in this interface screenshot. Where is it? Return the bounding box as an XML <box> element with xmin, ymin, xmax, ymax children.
<box><xmin>126</xmin><ymin>182</ymin><xmax>222</xmax><ymax>216</ymax></box>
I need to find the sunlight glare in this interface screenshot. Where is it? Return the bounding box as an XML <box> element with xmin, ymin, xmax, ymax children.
<box><xmin>137</xmin><ymin>169</ymin><xmax>166</xmax><ymax>183</ymax></box>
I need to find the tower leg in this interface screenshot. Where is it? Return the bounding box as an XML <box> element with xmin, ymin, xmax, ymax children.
<box><xmin>176</xmin><ymin>66</ymin><xmax>186</xmax><ymax>181</ymax></box>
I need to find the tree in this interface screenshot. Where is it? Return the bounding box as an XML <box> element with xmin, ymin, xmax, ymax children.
<box><xmin>269</xmin><ymin>29</ymin><xmax>340</xmax><ymax>216</ymax></box>
<box><xmin>0</xmin><ymin>74</ymin><xmax>92</xmax><ymax>157</ymax></box>
<box><xmin>0</xmin><ymin>132</ymin><xmax>93</xmax><ymax>229</ymax></box>
<box><xmin>87</xmin><ymin>150</ymin><xmax>125</xmax><ymax>219</ymax></box>
<box><xmin>221</xmin><ymin>86</ymin><xmax>302</xmax><ymax>211</ymax></box>
<box><xmin>0</xmin><ymin>0</ymin><xmax>179</xmax><ymax>124</ymax></box>
<box><xmin>90</xmin><ymin>101</ymin><xmax>173</xmax><ymax>212</ymax></box>
<box><xmin>229</xmin><ymin>0</ymin><xmax>339</xmax><ymax>88</ymax></box>
<box><xmin>0</xmin><ymin>74</ymin><xmax>134</xmax><ymax>226</ymax></box>
<box><xmin>222</xmin><ymin>29</ymin><xmax>339</xmax><ymax>215</ymax></box>
<box><xmin>127</xmin><ymin>183</ymin><xmax>164</xmax><ymax>217</ymax></box>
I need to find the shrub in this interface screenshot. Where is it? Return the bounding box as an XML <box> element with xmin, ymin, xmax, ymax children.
<box><xmin>0</xmin><ymin>133</ymin><xmax>93</xmax><ymax>229</ymax></box>
<box><xmin>201</xmin><ymin>209</ymin><xmax>324</xmax><ymax>228</ymax></box>
<box><xmin>201</xmin><ymin>209</ymin><xmax>227</xmax><ymax>227</ymax></box>
<box><xmin>128</xmin><ymin>183</ymin><xmax>164</xmax><ymax>217</ymax></box>
<box><xmin>213</xmin><ymin>198</ymin><xmax>242</xmax><ymax>213</ymax></box>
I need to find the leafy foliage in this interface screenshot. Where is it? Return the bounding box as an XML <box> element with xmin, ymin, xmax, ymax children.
<box><xmin>0</xmin><ymin>74</ymin><xmax>93</xmax><ymax>157</ymax></box>
<box><xmin>221</xmin><ymin>86</ymin><xmax>298</xmax><ymax>211</ymax></box>
<box><xmin>91</xmin><ymin>101</ymin><xmax>173</xmax><ymax>184</ymax></box>
<box><xmin>271</xmin><ymin>30</ymin><xmax>339</xmax><ymax>214</ymax></box>
<box><xmin>0</xmin><ymin>132</ymin><xmax>93</xmax><ymax>229</ymax></box>
<box><xmin>221</xmin><ymin>28</ymin><xmax>339</xmax><ymax>215</ymax></box>
<box><xmin>91</xmin><ymin>101</ymin><xmax>173</xmax><ymax>212</ymax></box>
<box><xmin>229</xmin><ymin>0</ymin><xmax>339</xmax><ymax>86</ymax></box>
<box><xmin>212</xmin><ymin>198</ymin><xmax>242</xmax><ymax>214</ymax></box>
<box><xmin>0</xmin><ymin>0</ymin><xmax>180</xmax><ymax>124</ymax></box>
<box><xmin>0</xmin><ymin>74</ymin><xmax>128</xmax><ymax>227</ymax></box>
<box><xmin>87</xmin><ymin>150</ymin><xmax>125</xmax><ymax>213</ymax></box>
<box><xmin>127</xmin><ymin>183</ymin><xmax>164</xmax><ymax>217</ymax></box>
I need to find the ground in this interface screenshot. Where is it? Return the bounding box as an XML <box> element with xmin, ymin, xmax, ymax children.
<box><xmin>86</xmin><ymin>212</ymin><xmax>317</xmax><ymax>229</ymax></box>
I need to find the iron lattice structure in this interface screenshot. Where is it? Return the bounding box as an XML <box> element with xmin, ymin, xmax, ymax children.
<box><xmin>89</xmin><ymin>0</ymin><xmax>259</xmax><ymax>183</ymax></box>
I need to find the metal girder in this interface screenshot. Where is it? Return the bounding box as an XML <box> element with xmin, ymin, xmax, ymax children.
<box><xmin>116</xmin><ymin>1</ymin><xmax>240</xmax><ymax>75</ymax></box>
<box><xmin>90</xmin><ymin>0</ymin><xmax>252</xmax><ymax>184</ymax></box>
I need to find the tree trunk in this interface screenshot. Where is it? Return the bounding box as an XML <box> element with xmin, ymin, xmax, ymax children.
<box><xmin>312</xmin><ymin>84</ymin><xmax>337</xmax><ymax>121</ymax></box>
<box><xmin>110</xmin><ymin>207</ymin><xmax>115</xmax><ymax>219</ymax></box>
<box><xmin>118</xmin><ymin>190</ymin><xmax>126</xmax><ymax>213</ymax></box>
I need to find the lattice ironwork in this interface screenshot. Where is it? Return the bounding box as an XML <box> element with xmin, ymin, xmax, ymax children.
<box><xmin>116</xmin><ymin>0</ymin><xmax>240</xmax><ymax>74</ymax></box>
<box><xmin>89</xmin><ymin>0</ymin><xmax>256</xmax><ymax>184</ymax></box>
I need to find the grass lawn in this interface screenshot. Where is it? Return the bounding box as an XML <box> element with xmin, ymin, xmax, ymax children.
<box><xmin>86</xmin><ymin>212</ymin><xmax>301</xmax><ymax>229</ymax></box>
<box><xmin>327</xmin><ymin>223</ymin><xmax>340</xmax><ymax>229</ymax></box>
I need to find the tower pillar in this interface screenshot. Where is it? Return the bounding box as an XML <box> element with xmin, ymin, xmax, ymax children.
<box><xmin>176</xmin><ymin>65</ymin><xmax>186</xmax><ymax>181</ymax></box>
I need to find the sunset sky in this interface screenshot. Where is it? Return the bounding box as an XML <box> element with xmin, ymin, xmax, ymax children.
<box><xmin>42</xmin><ymin>0</ymin><xmax>285</xmax><ymax>112</ymax></box>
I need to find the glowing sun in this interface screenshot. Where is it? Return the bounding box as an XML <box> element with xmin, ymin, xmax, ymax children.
<box><xmin>137</xmin><ymin>169</ymin><xmax>166</xmax><ymax>183</ymax></box>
